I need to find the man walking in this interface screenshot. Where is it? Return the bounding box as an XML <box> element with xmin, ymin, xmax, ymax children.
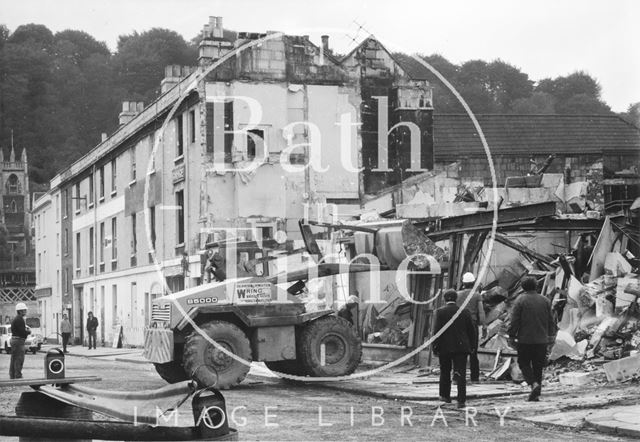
<box><xmin>456</xmin><ymin>272</ymin><xmax>486</xmax><ymax>381</ymax></box>
<box><xmin>60</xmin><ymin>314</ymin><xmax>72</xmax><ymax>353</ymax></box>
<box><xmin>508</xmin><ymin>276</ymin><xmax>557</xmax><ymax>401</ymax></box>
<box><xmin>86</xmin><ymin>312</ymin><xmax>98</xmax><ymax>350</ymax></box>
<box><xmin>9</xmin><ymin>302</ymin><xmax>30</xmax><ymax>379</ymax></box>
<box><xmin>433</xmin><ymin>290</ymin><xmax>477</xmax><ymax>408</ymax></box>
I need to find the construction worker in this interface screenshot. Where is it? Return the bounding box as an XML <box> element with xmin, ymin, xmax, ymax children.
<box><xmin>433</xmin><ymin>290</ymin><xmax>476</xmax><ymax>408</ymax></box>
<box><xmin>456</xmin><ymin>272</ymin><xmax>486</xmax><ymax>382</ymax></box>
<box><xmin>9</xmin><ymin>302</ymin><xmax>30</xmax><ymax>379</ymax></box>
<box><xmin>508</xmin><ymin>276</ymin><xmax>557</xmax><ymax>402</ymax></box>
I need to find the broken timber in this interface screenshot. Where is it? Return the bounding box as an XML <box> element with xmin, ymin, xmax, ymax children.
<box><xmin>493</xmin><ymin>233</ymin><xmax>554</xmax><ymax>265</ymax></box>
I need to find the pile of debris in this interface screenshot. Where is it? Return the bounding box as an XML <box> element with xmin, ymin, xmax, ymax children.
<box><xmin>477</xmin><ymin>216</ymin><xmax>640</xmax><ymax>384</ymax></box>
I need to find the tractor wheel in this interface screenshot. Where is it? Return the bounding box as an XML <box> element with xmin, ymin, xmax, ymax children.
<box><xmin>154</xmin><ymin>360</ymin><xmax>189</xmax><ymax>384</ymax></box>
<box><xmin>183</xmin><ymin>321</ymin><xmax>251</xmax><ymax>389</ymax></box>
<box><xmin>264</xmin><ymin>359</ymin><xmax>306</xmax><ymax>377</ymax></box>
<box><xmin>298</xmin><ymin>316</ymin><xmax>362</xmax><ymax>377</ymax></box>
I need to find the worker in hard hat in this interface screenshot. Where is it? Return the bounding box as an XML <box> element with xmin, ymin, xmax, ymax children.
<box><xmin>9</xmin><ymin>302</ymin><xmax>31</xmax><ymax>379</ymax></box>
<box><xmin>456</xmin><ymin>272</ymin><xmax>486</xmax><ymax>382</ymax></box>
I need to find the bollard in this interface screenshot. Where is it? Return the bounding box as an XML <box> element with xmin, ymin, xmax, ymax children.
<box><xmin>192</xmin><ymin>388</ymin><xmax>229</xmax><ymax>439</ymax></box>
<box><xmin>45</xmin><ymin>348</ymin><xmax>65</xmax><ymax>379</ymax></box>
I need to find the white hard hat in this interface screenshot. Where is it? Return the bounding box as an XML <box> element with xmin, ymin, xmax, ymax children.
<box><xmin>462</xmin><ymin>272</ymin><xmax>476</xmax><ymax>284</ymax></box>
<box><xmin>15</xmin><ymin>302</ymin><xmax>27</xmax><ymax>312</ymax></box>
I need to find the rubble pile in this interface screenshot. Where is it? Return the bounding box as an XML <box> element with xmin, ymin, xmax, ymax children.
<box><xmin>477</xmin><ymin>217</ymin><xmax>640</xmax><ymax>383</ymax></box>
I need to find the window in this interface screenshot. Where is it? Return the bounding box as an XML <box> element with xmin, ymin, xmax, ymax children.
<box><xmin>111</xmin><ymin>159</ymin><xmax>117</xmax><ymax>194</ymax></box>
<box><xmin>176</xmin><ymin>115</ymin><xmax>184</xmax><ymax>157</ymax></box>
<box><xmin>247</xmin><ymin>129</ymin><xmax>264</xmax><ymax>160</ymax></box>
<box><xmin>149</xmin><ymin>206</ymin><xmax>156</xmax><ymax>252</ymax></box>
<box><xmin>37</xmin><ymin>253</ymin><xmax>41</xmax><ymax>282</ymax></box>
<box><xmin>98</xmin><ymin>166</ymin><xmax>104</xmax><ymax>200</ymax></box>
<box><xmin>88</xmin><ymin>173</ymin><xmax>94</xmax><ymax>205</ymax></box>
<box><xmin>111</xmin><ymin>217</ymin><xmax>117</xmax><ymax>270</ymax></box>
<box><xmin>189</xmin><ymin>110</ymin><xmax>196</xmax><ymax>143</ymax></box>
<box><xmin>131</xmin><ymin>213</ymin><xmax>137</xmax><ymax>254</ymax></box>
<box><xmin>112</xmin><ymin>285</ymin><xmax>118</xmax><ymax>326</ymax></box>
<box><xmin>89</xmin><ymin>227</ymin><xmax>94</xmax><ymax>273</ymax></box>
<box><xmin>56</xmin><ymin>233</ymin><xmax>60</xmax><ymax>256</ymax></box>
<box><xmin>130</xmin><ymin>148</ymin><xmax>136</xmax><ymax>182</ymax></box>
<box><xmin>56</xmin><ymin>195</ymin><xmax>59</xmax><ymax>221</ymax></box>
<box><xmin>99</xmin><ymin>222</ymin><xmax>105</xmax><ymax>264</ymax></box>
<box><xmin>75</xmin><ymin>183</ymin><xmax>81</xmax><ymax>212</ymax></box>
<box><xmin>6</xmin><ymin>174</ymin><xmax>19</xmax><ymax>194</ymax></box>
<box><xmin>76</xmin><ymin>232</ymin><xmax>81</xmax><ymax>270</ymax></box>
<box><xmin>63</xmin><ymin>189</ymin><xmax>68</xmax><ymax>218</ymax></box>
<box><xmin>64</xmin><ymin>228</ymin><xmax>69</xmax><ymax>255</ymax></box>
<box><xmin>176</xmin><ymin>191</ymin><xmax>184</xmax><ymax>245</ymax></box>
<box><xmin>9</xmin><ymin>200</ymin><xmax>16</xmax><ymax>213</ymax></box>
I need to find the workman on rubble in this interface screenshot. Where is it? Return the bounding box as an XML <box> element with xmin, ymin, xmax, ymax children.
<box><xmin>456</xmin><ymin>272</ymin><xmax>486</xmax><ymax>382</ymax></box>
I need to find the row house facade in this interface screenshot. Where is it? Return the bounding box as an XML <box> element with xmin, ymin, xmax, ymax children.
<box><xmin>35</xmin><ymin>16</ymin><xmax>435</xmax><ymax>347</ymax></box>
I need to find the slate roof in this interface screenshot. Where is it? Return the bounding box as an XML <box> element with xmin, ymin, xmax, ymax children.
<box><xmin>433</xmin><ymin>114</ymin><xmax>640</xmax><ymax>160</ymax></box>
<box><xmin>390</xmin><ymin>52</ymin><xmax>432</xmax><ymax>81</ymax></box>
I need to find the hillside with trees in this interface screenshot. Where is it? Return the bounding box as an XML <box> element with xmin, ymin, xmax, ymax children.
<box><xmin>0</xmin><ymin>23</ymin><xmax>636</xmax><ymax>188</ymax></box>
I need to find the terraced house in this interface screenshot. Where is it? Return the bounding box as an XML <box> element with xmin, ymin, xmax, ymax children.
<box><xmin>34</xmin><ymin>16</ymin><xmax>436</xmax><ymax>346</ymax></box>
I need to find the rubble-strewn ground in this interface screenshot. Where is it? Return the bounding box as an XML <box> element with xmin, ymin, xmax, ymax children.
<box><xmin>0</xmin><ymin>352</ymin><xmax>628</xmax><ymax>440</ymax></box>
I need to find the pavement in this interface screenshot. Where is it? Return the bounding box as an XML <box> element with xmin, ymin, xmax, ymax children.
<box><xmin>584</xmin><ymin>405</ymin><xmax>640</xmax><ymax>437</ymax></box>
<box><xmin>37</xmin><ymin>344</ymin><xmax>640</xmax><ymax>437</ymax></box>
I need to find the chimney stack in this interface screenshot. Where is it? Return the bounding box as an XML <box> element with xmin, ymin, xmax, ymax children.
<box><xmin>119</xmin><ymin>101</ymin><xmax>144</xmax><ymax>126</ymax></box>
<box><xmin>198</xmin><ymin>15</ymin><xmax>233</xmax><ymax>66</ymax></box>
<box><xmin>101</xmin><ymin>133</ymin><xmax>108</xmax><ymax>142</ymax></box>
<box><xmin>321</xmin><ymin>35</ymin><xmax>330</xmax><ymax>53</ymax></box>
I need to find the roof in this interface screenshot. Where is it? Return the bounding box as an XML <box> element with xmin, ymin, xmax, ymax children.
<box><xmin>433</xmin><ymin>114</ymin><xmax>640</xmax><ymax>160</ymax></box>
<box><xmin>390</xmin><ymin>53</ymin><xmax>431</xmax><ymax>81</ymax></box>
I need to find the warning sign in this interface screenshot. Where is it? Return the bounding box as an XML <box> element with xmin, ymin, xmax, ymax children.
<box><xmin>235</xmin><ymin>282</ymin><xmax>272</xmax><ymax>303</ymax></box>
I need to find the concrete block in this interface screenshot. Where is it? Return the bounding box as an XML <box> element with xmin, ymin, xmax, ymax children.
<box><xmin>396</xmin><ymin>202</ymin><xmax>482</xmax><ymax>218</ymax></box>
<box><xmin>558</xmin><ymin>372</ymin><xmax>592</xmax><ymax>386</ymax></box>
<box><xmin>603</xmin><ymin>354</ymin><xmax>640</xmax><ymax>383</ymax></box>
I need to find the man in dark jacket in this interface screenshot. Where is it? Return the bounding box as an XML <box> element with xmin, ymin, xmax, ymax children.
<box><xmin>508</xmin><ymin>277</ymin><xmax>557</xmax><ymax>401</ymax></box>
<box><xmin>433</xmin><ymin>290</ymin><xmax>477</xmax><ymax>408</ymax></box>
<box><xmin>456</xmin><ymin>272</ymin><xmax>486</xmax><ymax>381</ymax></box>
<box><xmin>86</xmin><ymin>312</ymin><xmax>99</xmax><ymax>350</ymax></box>
<box><xmin>9</xmin><ymin>302</ymin><xmax>30</xmax><ymax>379</ymax></box>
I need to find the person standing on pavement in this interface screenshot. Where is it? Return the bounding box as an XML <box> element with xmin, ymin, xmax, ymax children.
<box><xmin>86</xmin><ymin>312</ymin><xmax>98</xmax><ymax>350</ymax></box>
<box><xmin>9</xmin><ymin>302</ymin><xmax>31</xmax><ymax>379</ymax></box>
<box><xmin>508</xmin><ymin>276</ymin><xmax>557</xmax><ymax>402</ymax></box>
<box><xmin>456</xmin><ymin>272</ymin><xmax>486</xmax><ymax>382</ymax></box>
<box><xmin>60</xmin><ymin>314</ymin><xmax>72</xmax><ymax>353</ymax></box>
<box><xmin>433</xmin><ymin>290</ymin><xmax>477</xmax><ymax>409</ymax></box>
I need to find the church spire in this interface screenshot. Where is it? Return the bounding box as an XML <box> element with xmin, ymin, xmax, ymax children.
<box><xmin>9</xmin><ymin>145</ymin><xmax>15</xmax><ymax>162</ymax></box>
<box><xmin>0</xmin><ymin>148</ymin><xmax>4</xmax><ymax>163</ymax></box>
<box><xmin>21</xmin><ymin>148</ymin><xmax>27</xmax><ymax>162</ymax></box>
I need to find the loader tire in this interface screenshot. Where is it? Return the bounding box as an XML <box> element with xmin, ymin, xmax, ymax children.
<box><xmin>298</xmin><ymin>316</ymin><xmax>362</xmax><ymax>377</ymax></box>
<box><xmin>154</xmin><ymin>360</ymin><xmax>189</xmax><ymax>384</ymax></box>
<box><xmin>183</xmin><ymin>321</ymin><xmax>251</xmax><ymax>389</ymax></box>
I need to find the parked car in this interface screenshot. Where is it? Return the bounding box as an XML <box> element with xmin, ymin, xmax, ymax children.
<box><xmin>0</xmin><ymin>324</ymin><xmax>40</xmax><ymax>354</ymax></box>
<box><xmin>25</xmin><ymin>317</ymin><xmax>44</xmax><ymax>350</ymax></box>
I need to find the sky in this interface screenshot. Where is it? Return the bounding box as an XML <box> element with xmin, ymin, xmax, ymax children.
<box><xmin>1</xmin><ymin>0</ymin><xmax>638</xmax><ymax>112</ymax></box>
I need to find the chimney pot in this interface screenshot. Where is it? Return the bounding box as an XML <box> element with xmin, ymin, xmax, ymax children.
<box><xmin>321</xmin><ymin>35</ymin><xmax>329</xmax><ymax>52</ymax></box>
<box><xmin>101</xmin><ymin>133</ymin><xmax>107</xmax><ymax>142</ymax></box>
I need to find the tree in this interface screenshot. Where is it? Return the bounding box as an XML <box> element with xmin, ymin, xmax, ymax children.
<box><xmin>620</xmin><ymin>102</ymin><xmax>640</xmax><ymax>127</ymax></box>
<box><xmin>510</xmin><ymin>92</ymin><xmax>556</xmax><ymax>114</ymax></box>
<box><xmin>535</xmin><ymin>71</ymin><xmax>611</xmax><ymax>114</ymax></box>
<box><xmin>113</xmin><ymin>28</ymin><xmax>197</xmax><ymax>103</ymax></box>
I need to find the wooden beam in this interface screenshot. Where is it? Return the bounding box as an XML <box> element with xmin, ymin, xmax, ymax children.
<box><xmin>493</xmin><ymin>233</ymin><xmax>554</xmax><ymax>265</ymax></box>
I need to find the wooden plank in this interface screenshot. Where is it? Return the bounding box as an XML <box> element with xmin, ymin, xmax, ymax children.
<box><xmin>494</xmin><ymin>233</ymin><xmax>554</xmax><ymax>265</ymax></box>
<box><xmin>0</xmin><ymin>376</ymin><xmax>101</xmax><ymax>388</ymax></box>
